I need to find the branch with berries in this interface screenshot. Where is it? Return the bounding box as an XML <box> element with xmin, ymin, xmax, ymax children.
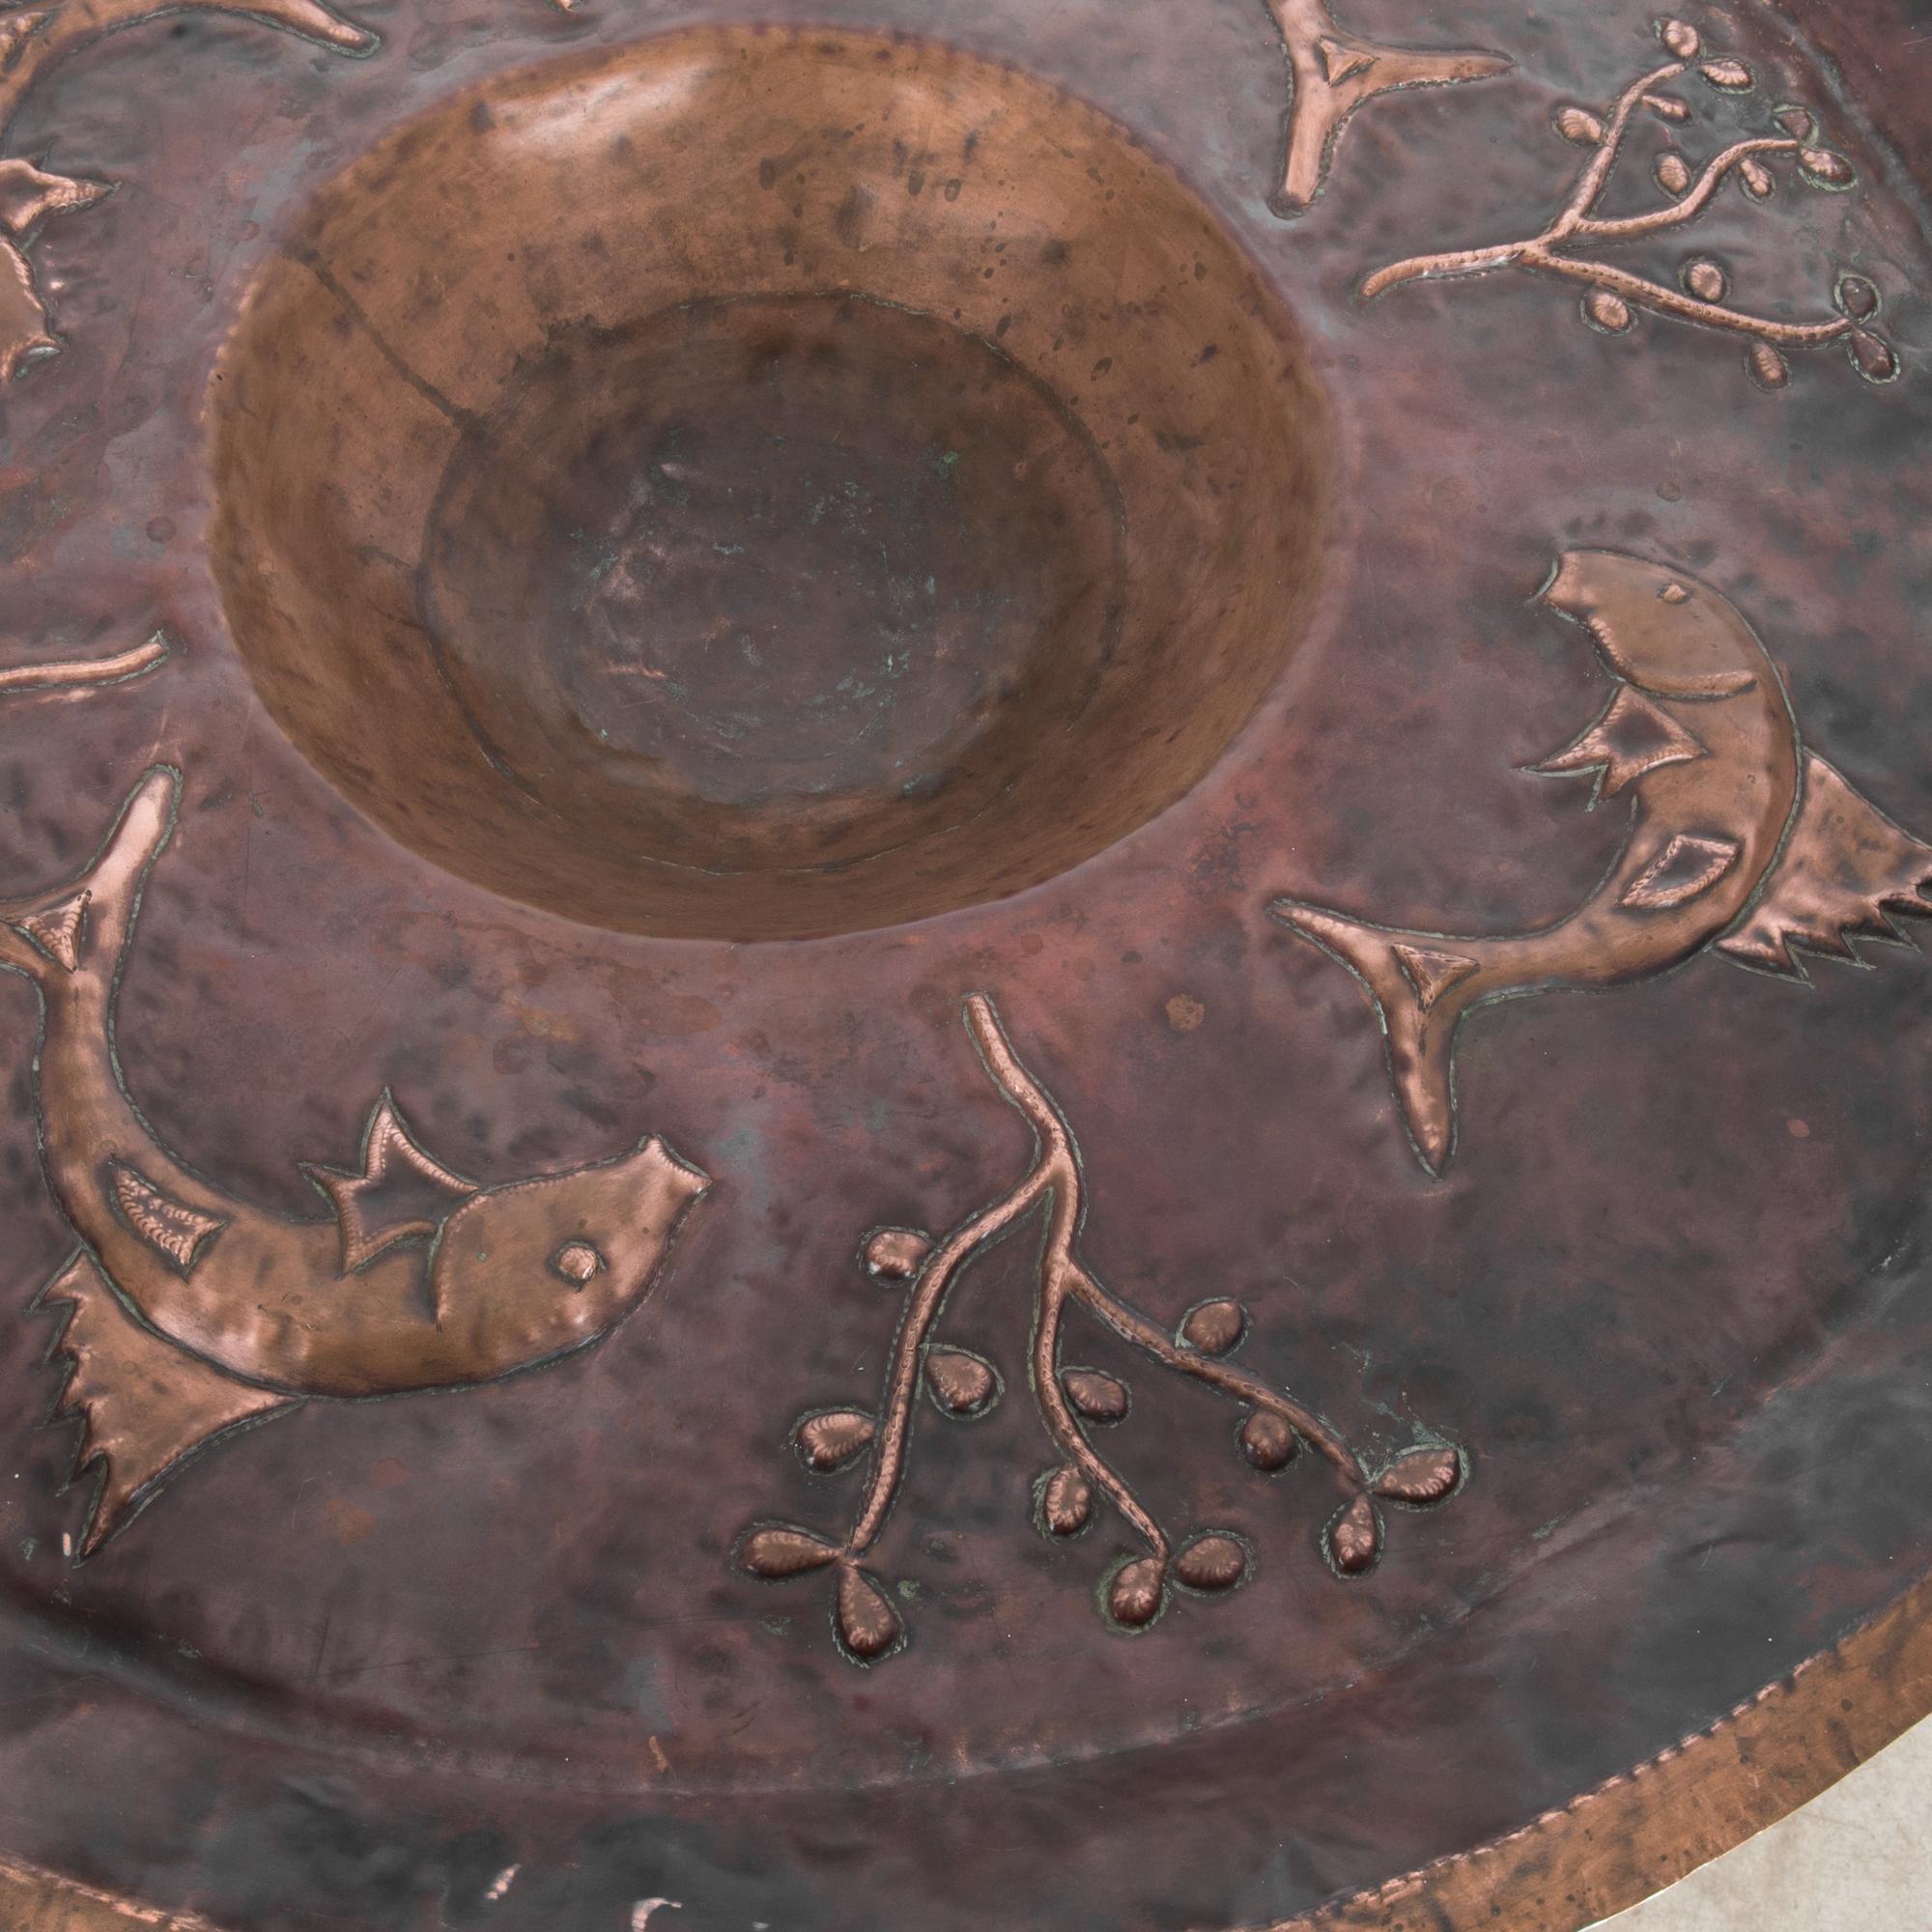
<box><xmin>735</xmin><ymin>992</ymin><xmax>1464</xmax><ymax>1664</ymax></box>
<box><xmin>0</xmin><ymin>0</ymin><xmax>375</xmax><ymax>382</ymax></box>
<box><xmin>1362</xmin><ymin>16</ymin><xmax>1899</xmax><ymax>391</ymax></box>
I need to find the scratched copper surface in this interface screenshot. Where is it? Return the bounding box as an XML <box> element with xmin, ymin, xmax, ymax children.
<box><xmin>0</xmin><ymin>2</ymin><xmax>1928</xmax><ymax>1929</ymax></box>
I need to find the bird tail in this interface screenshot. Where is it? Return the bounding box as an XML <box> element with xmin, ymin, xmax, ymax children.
<box><xmin>1270</xmin><ymin>899</ymin><xmax>1487</xmax><ymax>1177</ymax></box>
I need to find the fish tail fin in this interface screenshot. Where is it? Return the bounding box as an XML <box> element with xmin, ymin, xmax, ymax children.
<box><xmin>33</xmin><ymin>1248</ymin><xmax>296</xmax><ymax>1556</ymax></box>
<box><xmin>1718</xmin><ymin>754</ymin><xmax>1932</xmax><ymax>978</ymax></box>
<box><xmin>0</xmin><ymin>767</ymin><xmax>179</xmax><ymax>995</ymax></box>
<box><xmin>1270</xmin><ymin>899</ymin><xmax>1487</xmax><ymax>1177</ymax></box>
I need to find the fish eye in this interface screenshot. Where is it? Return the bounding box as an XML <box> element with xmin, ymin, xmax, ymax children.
<box><xmin>552</xmin><ymin>1240</ymin><xmax>605</xmax><ymax>1286</ymax></box>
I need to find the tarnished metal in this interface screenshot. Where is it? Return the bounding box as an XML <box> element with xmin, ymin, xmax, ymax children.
<box><xmin>0</xmin><ymin>2</ymin><xmax>1928</xmax><ymax>1928</ymax></box>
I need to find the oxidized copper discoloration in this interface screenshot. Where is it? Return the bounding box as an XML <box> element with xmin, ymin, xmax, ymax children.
<box><xmin>737</xmin><ymin>993</ymin><xmax>1463</xmax><ymax>1657</ymax></box>
<box><xmin>1363</xmin><ymin>19</ymin><xmax>1900</xmax><ymax>388</ymax></box>
<box><xmin>1274</xmin><ymin>552</ymin><xmax>1932</xmax><ymax>1174</ymax></box>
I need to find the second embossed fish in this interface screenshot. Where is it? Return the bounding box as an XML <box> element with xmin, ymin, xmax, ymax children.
<box><xmin>1274</xmin><ymin>550</ymin><xmax>1932</xmax><ymax>1174</ymax></box>
<box><xmin>1</xmin><ymin>769</ymin><xmax>710</xmax><ymax>1551</ymax></box>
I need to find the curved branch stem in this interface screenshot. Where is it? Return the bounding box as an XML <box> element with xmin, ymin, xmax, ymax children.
<box><xmin>1554</xmin><ymin>59</ymin><xmax>1687</xmax><ymax>230</ymax></box>
<box><xmin>1572</xmin><ymin>136</ymin><xmax>1801</xmax><ymax>241</ymax></box>
<box><xmin>1522</xmin><ymin>243</ymin><xmax>1855</xmax><ymax>344</ymax></box>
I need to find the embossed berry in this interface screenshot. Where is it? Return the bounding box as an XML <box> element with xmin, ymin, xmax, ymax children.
<box><xmin>796</xmin><ymin>1409</ymin><xmax>876</xmax><ymax>1472</ymax></box>
<box><xmin>1584</xmin><ymin>290</ymin><xmax>1634</xmax><ymax>333</ymax></box>
<box><xmin>1176</xmin><ymin>1534</ymin><xmax>1250</xmax><ymax>1593</ymax></box>
<box><xmin>1325</xmin><ymin>1495</ymin><xmax>1383</xmax><ymax>1576</ymax></box>
<box><xmin>1682</xmin><ymin>259</ymin><xmax>1727</xmax><ymax>303</ymax></box>
<box><xmin>1106</xmin><ymin>1556</ymin><xmax>1168</xmax><ymax>1628</ymax></box>
<box><xmin>1037</xmin><ymin>1464</ymin><xmax>1094</xmax><ymax>1537</ymax></box>
<box><xmin>836</xmin><ymin>1565</ymin><xmax>902</xmax><ymax>1662</ymax></box>
<box><xmin>1240</xmin><ymin>1408</ymin><xmax>1299</xmax><ymax>1472</ymax></box>
<box><xmin>1062</xmin><ymin>1366</ymin><xmax>1131</xmax><ymax>1423</ymax></box>
<box><xmin>863</xmin><ymin>1227</ymin><xmax>931</xmax><ymax>1282</ymax></box>
<box><xmin>1179</xmin><ymin>1297</ymin><xmax>1247</xmax><ymax>1356</ymax></box>
<box><xmin>924</xmin><ymin>1347</ymin><xmax>1000</xmax><ymax>1417</ymax></box>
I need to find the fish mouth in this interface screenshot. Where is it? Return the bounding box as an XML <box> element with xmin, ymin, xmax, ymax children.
<box><xmin>640</xmin><ymin>1134</ymin><xmax>712</xmax><ymax>1202</ymax></box>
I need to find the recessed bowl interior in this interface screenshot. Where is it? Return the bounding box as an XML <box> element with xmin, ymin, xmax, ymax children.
<box><xmin>209</xmin><ymin>28</ymin><xmax>1331</xmax><ymax>939</ymax></box>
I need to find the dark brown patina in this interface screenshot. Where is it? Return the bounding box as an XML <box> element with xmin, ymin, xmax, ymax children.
<box><xmin>0</xmin><ymin>2</ymin><xmax>1928</xmax><ymax>1929</ymax></box>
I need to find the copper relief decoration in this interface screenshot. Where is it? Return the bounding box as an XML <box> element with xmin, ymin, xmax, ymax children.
<box><xmin>1362</xmin><ymin>18</ymin><xmax>1899</xmax><ymax>389</ymax></box>
<box><xmin>1275</xmin><ymin>551</ymin><xmax>1932</xmax><ymax>1176</ymax></box>
<box><xmin>5</xmin><ymin>771</ymin><xmax>710</xmax><ymax>1553</ymax></box>
<box><xmin>737</xmin><ymin>993</ymin><xmax>1463</xmax><ymax>1663</ymax></box>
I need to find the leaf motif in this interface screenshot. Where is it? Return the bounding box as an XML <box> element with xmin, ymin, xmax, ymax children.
<box><xmin>1641</xmin><ymin>92</ymin><xmax>1690</xmax><ymax>123</ymax></box>
<box><xmin>1682</xmin><ymin>259</ymin><xmax>1727</xmax><ymax>303</ymax></box>
<box><xmin>1239</xmin><ymin>1409</ymin><xmax>1299</xmax><ymax>1472</ymax></box>
<box><xmin>923</xmin><ymin>1346</ymin><xmax>1000</xmax><ymax>1417</ymax></box>
<box><xmin>1698</xmin><ymin>57</ymin><xmax>1752</xmax><ymax>90</ymax></box>
<box><xmin>1104</xmin><ymin>1555</ymin><xmax>1168</xmax><ymax>1629</ymax></box>
<box><xmin>1654</xmin><ymin>152</ymin><xmax>1691</xmax><ymax>196</ymax></box>
<box><xmin>1175</xmin><ymin>1533</ymin><xmax>1250</xmax><ymax>1593</ymax></box>
<box><xmin>1657</xmin><ymin>18</ymin><xmax>1701</xmax><ymax>59</ymax></box>
<box><xmin>1848</xmin><ymin>329</ymin><xmax>1899</xmax><ymax>384</ymax></box>
<box><xmin>1834</xmin><ymin>273</ymin><xmax>1880</xmax><ymax>322</ymax></box>
<box><xmin>1178</xmin><ymin>1297</ymin><xmax>1246</xmax><ymax>1356</ymax></box>
<box><xmin>1037</xmin><ymin>1464</ymin><xmax>1094</xmax><ymax>1537</ymax></box>
<box><xmin>1739</xmin><ymin>157</ymin><xmax>1776</xmax><ymax>200</ymax></box>
<box><xmin>1062</xmin><ymin>1366</ymin><xmax>1131</xmax><ymax>1423</ymax></box>
<box><xmin>1554</xmin><ymin>106</ymin><xmax>1604</xmax><ymax>145</ymax></box>
<box><xmin>1583</xmin><ymin>290</ymin><xmax>1634</xmax><ymax>334</ymax></box>
<box><xmin>795</xmin><ymin>1409</ymin><xmax>875</xmax><ymax>1472</ymax></box>
<box><xmin>1325</xmin><ymin>1494</ymin><xmax>1383</xmax><ymax>1576</ymax></box>
<box><xmin>1775</xmin><ymin>103</ymin><xmax>1816</xmax><ymax>140</ymax></box>
<box><xmin>862</xmin><ymin>1227</ymin><xmax>931</xmax><ymax>1282</ymax></box>
<box><xmin>1799</xmin><ymin>148</ymin><xmax>1856</xmax><ymax>190</ymax></box>
<box><xmin>1747</xmin><ymin>341</ymin><xmax>1791</xmax><ymax>390</ymax></box>
<box><xmin>1374</xmin><ymin>1447</ymin><xmax>1463</xmax><ymax>1505</ymax></box>
<box><xmin>835</xmin><ymin>1565</ymin><xmax>902</xmax><ymax>1662</ymax></box>
<box><xmin>738</xmin><ymin>1525</ymin><xmax>839</xmax><ymax>1578</ymax></box>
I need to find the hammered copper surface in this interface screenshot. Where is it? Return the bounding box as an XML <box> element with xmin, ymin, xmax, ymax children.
<box><xmin>0</xmin><ymin>2</ymin><xmax>1928</xmax><ymax>1930</ymax></box>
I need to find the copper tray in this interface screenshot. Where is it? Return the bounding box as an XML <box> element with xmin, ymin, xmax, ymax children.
<box><xmin>1</xmin><ymin>2</ymin><xmax>1929</xmax><ymax>1926</ymax></box>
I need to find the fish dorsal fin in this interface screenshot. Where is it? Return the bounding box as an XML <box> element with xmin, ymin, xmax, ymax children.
<box><xmin>302</xmin><ymin>1092</ymin><xmax>475</xmax><ymax>1274</ymax></box>
<box><xmin>1718</xmin><ymin>754</ymin><xmax>1932</xmax><ymax>977</ymax></box>
<box><xmin>1618</xmin><ymin>832</ymin><xmax>1743</xmax><ymax>911</ymax></box>
<box><xmin>109</xmin><ymin>1160</ymin><xmax>227</xmax><ymax>1273</ymax></box>
<box><xmin>1531</xmin><ymin>686</ymin><xmax>1706</xmax><ymax>804</ymax></box>
<box><xmin>35</xmin><ymin>1250</ymin><xmax>295</xmax><ymax>1556</ymax></box>
<box><xmin>12</xmin><ymin>890</ymin><xmax>90</xmax><ymax>973</ymax></box>
<box><xmin>1394</xmin><ymin>943</ymin><xmax>1480</xmax><ymax>1011</ymax></box>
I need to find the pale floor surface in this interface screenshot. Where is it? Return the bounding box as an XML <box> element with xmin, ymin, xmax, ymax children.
<box><xmin>1588</xmin><ymin>1714</ymin><xmax>1932</xmax><ymax>1928</ymax></box>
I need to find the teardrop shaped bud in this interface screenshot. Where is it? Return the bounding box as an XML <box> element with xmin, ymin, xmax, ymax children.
<box><xmin>1037</xmin><ymin>1464</ymin><xmax>1094</xmax><ymax>1537</ymax></box>
<box><xmin>1657</xmin><ymin>17</ymin><xmax>1700</xmax><ymax>59</ymax></box>
<box><xmin>795</xmin><ymin>1409</ymin><xmax>876</xmax><ymax>1472</ymax></box>
<box><xmin>1583</xmin><ymin>290</ymin><xmax>1634</xmax><ymax>334</ymax></box>
<box><xmin>1740</xmin><ymin>157</ymin><xmax>1776</xmax><ymax>199</ymax></box>
<box><xmin>1834</xmin><ymin>272</ymin><xmax>1880</xmax><ymax>320</ymax></box>
<box><xmin>738</xmin><ymin>1525</ymin><xmax>839</xmax><ymax>1578</ymax></box>
<box><xmin>1640</xmin><ymin>92</ymin><xmax>1690</xmax><ymax>122</ymax></box>
<box><xmin>1175</xmin><ymin>1533</ymin><xmax>1250</xmax><ymax>1593</ymax></box>
<box><xmin>862</xmin><ymin>1227</ymin><xmax>931</xmax><ymax>1282</ymax></box>
<box><xmin>835</xmin><ymin>1564</ymin><xmax>902</xmax><ymax>1662</ymax></box>
<box><xmin>1554</xmin><ymin>105</ymin><xmax>1604</xmax><ymax>145</ymax></box>
<box><xmin>1325</xmin><ymin>1494</ymin><xmax>1383</xmax><ymax>1576</ymax></box>
<box><xmin>1698</xmin><ymin>57</ymin><xmax>1752</xmax><ymax>89</ymax></box>
<box><xmin>1848</xmin><ymin>329</ymin><xmax>1899</xmax><ymax>384</ymax></box>
<box><xmin>1062</xmin><ymin>1366</ymin><xmax>1131</xmax><ymax>1423</ymax></box>
<box><xmin>1799</xmin><ymin>148</ymin><xmax>1856</xmax><ymax>190</ymax></box>
<box><xmin>924</xmin><ymin>1347</ymin><xmax>1001</xmax><ymax>1417</ymax></box>
<box><xmin>1654</xmin><ymin>151</ymin><xmax>1691</xmax><ymax>196</ymax></box>
<box><xmin>1374</xmin><ymin>1446</ymin><xmax>1463</xmax><ymax>1505</ymax></box>
<box><xmin>1239</xmin><ymin>1408</ymin><xmax>1299</xmax><ymax>1472</ymax></box>
<box><xmin>1179</xmin><ymin>1297</ymin><xmax>1247</xmax><ymax>1356</ymax></box>
<box><xmin>1105</xmin><ymin>1555</ymin><xmax>1168</xmax><ymax>1628</ymax></box>
<box><xmin>1747</xmin><ymin>341</ymin><xmax>1791</xmax><ymax>390</ymax></box>
<box><xmin>1775</xmin><ymin>103</ymin><xmax>1816</xmax><ymax>139</ymax></box>
<box><xmin>1682</xmin><ymin>258</ymin><xmax>1727</xmax><ymax>302</ymax></box>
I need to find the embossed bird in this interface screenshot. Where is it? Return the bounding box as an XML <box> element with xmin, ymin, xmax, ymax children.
<box><xmin>0</xmin><ymin>768</ymin><xmax>710</xmax><ymax>1551</ymax></box>
<box><xmin>1274</xmin><ymin>550</ymin><xmax>1932</xmax><ymax>1174</ymax></box>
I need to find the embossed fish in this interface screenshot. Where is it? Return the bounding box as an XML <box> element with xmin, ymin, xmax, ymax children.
<box><xmin>0</xmin><ymin>768</ymin><xmax>710</xmax><ymax>1551</ymax></box>
<box><xmin>1273</xmin><ymin>550</ymin><xmax>1932</xmax><ymax>1175</ymax></box>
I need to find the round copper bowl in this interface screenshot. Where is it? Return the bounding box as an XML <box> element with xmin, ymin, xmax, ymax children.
<box><xmin>209</xmin><ymin>32</ymin><xmax>1330</xmax><ymax>939</ymax></box>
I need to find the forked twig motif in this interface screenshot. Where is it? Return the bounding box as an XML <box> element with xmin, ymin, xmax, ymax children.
<box><xmin>0</xmin><ymin>627</ymin><xmax>168</xmax><ymax>696</ymax></box>
<box><xmin>1363</xmin><ymin>16</ymin><xmax>1899</xmax><ymax>390</ymax></box>
<box><xmin>737</xmin><ymin>993</ymin><xmax>1463</xmax><ymax>1663</ymax></box>
<box><xmin>0</xmin><ymin>0</ymin><xmax>375</xmax><ymax>380</ymax></box>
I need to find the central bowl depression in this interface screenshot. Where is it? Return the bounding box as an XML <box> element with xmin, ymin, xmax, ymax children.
<box><xmin>210</xmin><ymin>28</ymin><xmax>1330</xmax><ymax>938</ymax></box>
